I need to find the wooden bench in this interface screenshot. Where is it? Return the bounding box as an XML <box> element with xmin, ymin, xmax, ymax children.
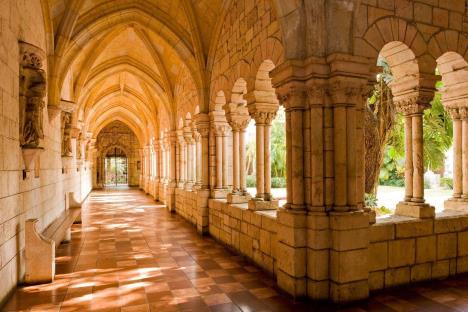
<box><xmin>24</xmin><ymin>192</ymin><xmax>82</xmax><ymax>284</ymax></box>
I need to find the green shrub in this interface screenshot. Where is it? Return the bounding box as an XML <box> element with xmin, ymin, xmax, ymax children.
<box><xmin>441</xmin><ymin>177</ymin><xmax>453</xmax><ymax>190</ymax></box>
<box><xmin>373</xmin><ymin>206</ymin><xmax>392</xmax><ymax>216</ymax></box>
<box><xmin>271</xmin><ymin>177</ymin><xmax>286</xmax><ymax>188</ymax></box>
<box><xmin>246</xmin><ymin>175</ymin><xmax>256</xmax><ymax>187</ymax></box>
<box><xmin>365</xmin><ymin>193</ymin><xmax>378</xmax><ymax>208</ymax></box>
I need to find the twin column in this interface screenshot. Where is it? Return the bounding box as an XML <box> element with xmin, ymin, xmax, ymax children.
<box><xmin>250</xmin><ymin>111</ymin><xmax>277</xmax><ymax>201</ymax></box>
<box><xmin>448</xmin><ymin>108</ymin><xmax>468</xmax><ymax>201</ymax></box>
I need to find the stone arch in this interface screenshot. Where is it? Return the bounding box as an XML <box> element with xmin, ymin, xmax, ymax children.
<box><xmin>102</xmin><ymin>144</ymin><xmax>130</xmax><ymax>159</ymax></box>
<box><xmin>231</xmin><ymin>78</ymin><xmax>248</xmax><ymax>105</ymax></box>
<box><xmin>436</xmin><ymin>52</ymin><xmax>468</xmax><ymax>107</ymax></box>
<box><xmin>210</xmin><ymin>77</ymin><xmax>229</xmax><ymax>111</ymax></box>
<box><xmin>247</xmin><ymin>37</ymin><xmax>285</xmax><ymax>93</ymax></box>
<box><xmin>428</xmin><ymin>30</ymin><xmax>467</xmax><ymax>62</ymax></box>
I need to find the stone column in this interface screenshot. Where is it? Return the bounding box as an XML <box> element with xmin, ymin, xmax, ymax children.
<box><xmin>395</xmin><ymin>96</ymin><xmax>435</xmax><ymax>218</ymax></box>
<box><xmin>255</xmin><ymin>117</ymin><xmax>265</xmax><ymax>198</ymax></box>
<box><xmin>222</xmin><ymin>131</ymin><xmax>229</xmax><ymax>188</ymax></box>
<box><xmin>184</xmin><ymin>125</ymin><xmax>194</xmax><ymax>190</ymax></box>
<box><xmin>153</xmin><ymin>142</ymin><xmax>160</xmax><ymax>200</ymax></box>
<box><xmin>215</xmin><ymin>129</ymin><xmax>223</xmax><ymax>189</ymax></box>
<box><xmin>177</xmin><ymin>130</ymin><xmax>185</xmax><ymax>188</ymax></box>
<box><xmin>194</xmin><ymin>128</ymin><xmax>202</xmax><ymax>188</ymax></box>
<box><xmin>462</xmin><ymin>108</ymin><xmax>468</xmax><ymax>199</ymax></box>
<box><xmin>411</xmin><ymin>112</ymin><xmax>424</xmax><ymax>203</ymax></box>
<box><xmin>232</xmin><ymin>129</ymin><xmax>240</xmax><ymax>191</ymax></box>
<box><xmin>224</xmin><ymin>104</ymin><xmax>251</xmax><ymax>203</ymax></box>
<box><xmin>444</xmin><ymin>108</ymin><xmax>467</xmax><ymax>211</ymax></box>
<box><xmin>210</xmin><ymin>108</ymin><xmax>229</xmax><ymax>199</ymax></box>
<box><xmin>166</xmin><ymin>131</ymin><xmax>177</xmax><ymax>211</ymax></box>
<box><xmin>247</xmin><ymin>102</ymin><xmax>279</xmax><ymax>210</ymax></box>
<box><xmin>193</xmin><ymin>113</ymin><xmax>211</xmax><ymax>234</ymax></box>
<box><xmin>452</xmin><ymin>109</ymin><xmax>462</xmax><ymax>199</ymax></box>
<box><xmin>404</xmin><ymin>115</ymin><xmax>413</xmax><ymax>201</ymax></box>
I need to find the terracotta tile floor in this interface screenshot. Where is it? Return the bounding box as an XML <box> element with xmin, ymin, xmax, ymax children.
<box><xmin>3</xmin><ymin>188</ymin><xmax>468</xmax><ymax>311</ymax></box>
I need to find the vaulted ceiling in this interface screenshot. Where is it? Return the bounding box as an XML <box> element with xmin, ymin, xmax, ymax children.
<box><xmin>45</xmin><ymin>0</ymin><xmax>226</xmax><ymax>144</ymax></box>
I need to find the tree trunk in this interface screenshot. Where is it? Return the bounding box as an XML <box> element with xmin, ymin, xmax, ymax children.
<box><xmin>364</xmin><ymin>78</ymin><xmax>395</xmax><ymax>194</ymax></box>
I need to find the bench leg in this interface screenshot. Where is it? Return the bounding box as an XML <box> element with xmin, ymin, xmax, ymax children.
<box><xmin>62</xmin><ymin>228</ymin><xmax>72</xmax><ymax>243</ymax></box>
<box><xmin>25</xmin><ymin>219</ymin><xmax>55</xmax><ymax>284</ymax></box>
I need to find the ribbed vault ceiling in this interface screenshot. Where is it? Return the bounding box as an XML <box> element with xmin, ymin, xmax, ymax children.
<box><xmin>46</xmin><ymin>0</ymin><xmax>225</xmax><ymax>145</ymax></box>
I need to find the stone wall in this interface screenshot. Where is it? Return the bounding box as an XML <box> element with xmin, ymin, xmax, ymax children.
<box><xmin>0</xmin><ymin>0</ymin><xmax>93</xmax><ymax>305</ymax></box>
<box><xmin>208</xmin><ymin>199</ymin><xmax>278</xmax><ymax>275</ymax></box>
<box><xmin>369</xmin><ymin>211</ymin><xmax>468</xmax><ymax>291</ymax></box>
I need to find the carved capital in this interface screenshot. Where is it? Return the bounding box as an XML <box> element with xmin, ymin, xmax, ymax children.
<box><xmin>276</xmin><ymin>82</ymin><xmax>307</xmax><ymax>111</ymax></box>
<box><xmin>459</xmin><ymin>107</ymin><xmax>468</xmax><ymax>120</ymax></box>
<box><xmin>394</xmin><ymin>94</ymin><xmax>430</xmax><ymax>115</ymax></box>
<box><xmin>251</xmin><ymin>111</ymin><xmax>276</xmax><ymax>126</ymax></box>
<box><xmin>327</xmin><ymin>80</ymin><xmax>367</xmax><ymax>106</ymax></box>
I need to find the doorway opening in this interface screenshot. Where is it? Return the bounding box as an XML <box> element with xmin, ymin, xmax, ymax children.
<box><xmin>105</xmin><ymin>147</ymin><xmax>128</xmax><ymax>186</ymax></box>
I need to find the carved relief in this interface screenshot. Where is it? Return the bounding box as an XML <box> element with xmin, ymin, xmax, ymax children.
<box><xmin>61</xmin><ymin>112</ymin><xmax>73</xmax><ymax>157</ymax></box>
<box><xmin>19</xmin><ymin>42</ymin><xmax>46</xmax><ymax>148</ymax></box>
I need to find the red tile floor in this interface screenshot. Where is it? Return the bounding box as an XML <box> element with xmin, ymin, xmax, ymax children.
<box><xmin>3</xmin><ymin>188</ymin><xmax>468</xmax><ymax>311</ymax></box>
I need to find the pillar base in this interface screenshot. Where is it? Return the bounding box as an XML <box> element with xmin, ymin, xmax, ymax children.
<box><xmin>444</xmin><ymin>198</ymin><xmax>468</xmax><ymax>212</ymax></box>
<box><xmin>227</xmin><ymin>192</ymin><xmax>251</xmax><ymax>204</ymax></box>
<box><xmin>248</xmin><ymin>198</ymin><xmax>279</xmax><ymax>210</ymax></box>
<box><xmin>211</xmin><ymin>188</ymin><xmax>228</xmax><ymax>199</ymax></box>
<box><xmin>185</xmin><ymin>182</ymin><xmax>194</xmax><ymax>191</ymax></box>
<box><xmin>395</xmin><ymin>201</ymin><xmax>435</xmax><ymax>218</ymax></box>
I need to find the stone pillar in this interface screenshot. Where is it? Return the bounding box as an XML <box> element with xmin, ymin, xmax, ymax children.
<box><xmin>194</xmin><ymin>128</ymin><xmax>202</xmax><ymax>188</ymax></box>
<box><xmin>452</xmin><ymin>109</ymin><xmax>462</xmax><ymax>199</ymax></box>
<box><xmin>194</xmin><ymin>113</ymin><xmax>211</xmax><ymax>234</ymax></box>
<box><xmin>184</xmin><ymin>124</ymin><xmax>194</xmax><ymax>190</ymax></box>
<box><xmin>327</xmin><ymin>74</ymin><xmax>371</xmax><ymax>303</ymax></box>
<box><xmin>247</xmin><ymin>108</ymin><xmax>279</xmax><ymax>210</ymax></box>
<box><xmin>404</xmin><ymin>115</ymin><xmax>413</xmax><ymax>201</ymax></box>
<box><xmin>166</xmin><ymin>131</ymin><xmax>177</xmax><ymax>211</ymax></box>
<box><xmin>462</xmin><ymin>108</ymin><xmax>468</xmax><ymax>200</ymax></box>
<box><xmin>444</xmin><ymin>108</ymin><xmax>468</xmax><ymax>211</ymax></box>
<box><xmin>224</xmin><ymin>103</ymin><xmax>251</xmax><ymax>203</ymax></box>
<box><xmin>222</xmin><ymin>130</ymin><xmax>229</xmax><ymax>188</ymax></box>
<box><xmin>273</xmin><ymin>83</ymin><xmax>308</xmax><ymax>299</ymax></box>
<box><xmin>153</xmin><ymin>142</ymin><xmax>160</xmax><ymax>200</ymax></box>
<box><xmin>177</xmin><ymin>130</ymin><xmax>185</xmax><ymax>188</ymax></box>
<box><xmin>210</xmin><ymin>108</ymin><xmax>229</xmax><ymax>199</ymax></box>
<box><xmin>395</xmin><ymin>96</ymin><xmax>435</xmax><ymax>218</ymax></box>
<box><xmin>412</xmin><ymin>112</ymin><xmax>424</xmax><ymax>202</ymax></box>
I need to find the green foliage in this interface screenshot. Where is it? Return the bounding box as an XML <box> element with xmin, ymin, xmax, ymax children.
<box><xmin>441</xmin><ymin>177</ymin><xmax>453</xmax><ymax>190</ymax></box>
<box><xmin>365</xmin><ymin>193</ymin><xmax>378</xmax><ymax>208</ymax></box>
<box><xmin>271</xmin><ymin>177</ymin><xmax>286</xmax><ymax>188</ymax></box>
<box><xmin>270</xmin><ymin>108</ymin><xmax>286</xmax><ymax>179</ymax></box>
<box><xmin>378</xmin><ymin>144</ymin><xmax>405</xmax><ymax>186</ymax></box>
<box><xmin>246</xmin><ymin>175</ymin><xmax>256</xmax><ymax>187</ymax></box>
<box><xmin>379</xmin><ymin>85</ymin><xmax>453</xmax><ymax>185</ymax></box>
<box><xmin>373</xmin><ymin>206</ymin><xmax>392</xmax><ymax>216</ymax></box>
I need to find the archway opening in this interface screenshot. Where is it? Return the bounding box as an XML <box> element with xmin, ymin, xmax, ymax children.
<box><xmin>104</xmin><ymin>147</ymin><xmax>128</xmax><ymax>186</ymax></box>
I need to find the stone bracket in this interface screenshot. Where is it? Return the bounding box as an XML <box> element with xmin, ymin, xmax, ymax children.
<box><xmin>22</xmin><ymin>147</ymin><xmax>44</xmax><ymax>171</ymax></box>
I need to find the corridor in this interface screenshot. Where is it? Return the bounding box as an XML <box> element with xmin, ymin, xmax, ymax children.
<box><xmin>2</xmin><ymin>189</ymin><xmax>468</xmax><ymax>312</ymax></box>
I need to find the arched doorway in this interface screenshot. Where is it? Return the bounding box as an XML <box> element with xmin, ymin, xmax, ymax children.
<box><xmin>104</xmin><ymin>147</ymin><xmax>128</xmax><ymax>186</ymax></box>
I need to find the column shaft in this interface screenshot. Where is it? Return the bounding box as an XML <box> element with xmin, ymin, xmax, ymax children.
<box><xmin>232</xmin><ymin>130</ymin><xmax>240</xmax><ymax>191</ymax></box>
<box><xmin>453</xmin><ymin>118</ymin><xmax>462</xmax><ymax>198</ymax></box>
<box><xmin>333</xmin><ymin>106</ymin><xmax>347</xmax><ymax>208</ymax></box>
<box><xmin>196</xmin><ymin>140</ymin><xmax>202</xmax><ymax>185</ymax></box>
<box><xmin>216</xmin><ymin>134</ymin><xmax>223</xmax><ymax>188</ymax></box>
<box><xmin>239</xmin><ymin>129</ymin><xmax>247</xmax><ymax>193</ymax></box>
<box><xmin>412</xmin><ymin>113</ymin><xmax>424</xmax><ymax>203</ymax></box>
<box><xmin>264</xmin><ymin>124</ymin><xmax>271</xmax><ymax>200</ymax></box>
<box><xmin>256</xmin><ymin>123</ymin><xmax>265</xmax><ymax>198</ymax></box>
<box><xmin>404</xmin><ymin>115</ymin><xmax>413</xmax><ymax>201</ymax></box>
<box><xmin>291</xmin><ymin>109</ymin><xmax>304</xmax><ymax>207</ymax></box>
<box><xmin>222</xmin><ymin>134</ymin><xmax>229</xmax><ymax>188</ymax></box>
<box><xmin>463</xmin><ymin>119</ymin><xmax>468</xmax><ymax>198</ymax></box>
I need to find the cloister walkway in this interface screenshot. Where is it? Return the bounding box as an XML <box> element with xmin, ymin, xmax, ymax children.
<box><xmin>2</xmin><ymin>189</ymin><xmax>468</xmax><ymax>312</ymax></box>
